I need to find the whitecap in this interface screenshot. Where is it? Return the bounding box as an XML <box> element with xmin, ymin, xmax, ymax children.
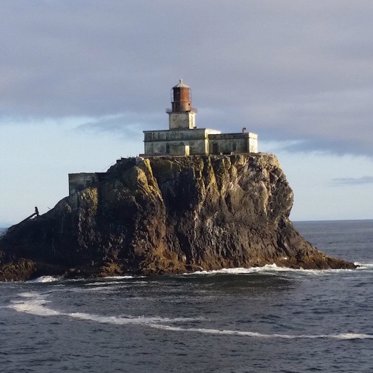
<box><xmin>330</xmin><ymin>333</ymin><xmax>373</xmax><ymax>340</ymax></box>
<box><xmin>104</xmin><ymin>275</ymin><xmax>140</xmax><ymax>280</ymax></box>
<box><xmin>184</xmin><ymin>265</ymin><xmax>281</xmax><ymax>276</ymax></box>
<box><xmin>85</xmin><ymin>282</ymin><xmax>122</xmax><ymax>287</ymax></box>
<box><xmin>355</xmin><ymin>263</ymin><xmax>373</xmax><ymax>270</ymax></box>
<box><xmin>28</xmin><ymin>275</ymin><xmax>60</xmax><ymax>283</ymax></box>
<box><xmin>85</xmin><ymin>280</ymin><xmax>134</xmax><ymax>287</ymax></box>
<box><xmin>84</xmin><ymin>276</ymin><xmax>144</xmax><ymax>285</ymax></box>
<box><xmin>184</xmin><ymin>264</ymin><xmax>356</xmax><ymax>276</ymax></box>
<box><xmin>8</xmin><ymin>292</ymin><xmax>61</xmax><ymax>317</ymax></box>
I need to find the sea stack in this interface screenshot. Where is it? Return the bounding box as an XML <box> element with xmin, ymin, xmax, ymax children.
<box><xmin>0</xmin><ymin>81</ymin><xmax>355</xmax><ymax>281</ymax></box>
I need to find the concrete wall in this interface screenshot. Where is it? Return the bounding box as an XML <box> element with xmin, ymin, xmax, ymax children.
<box><xmin>144</xmin><ymin>128</ymin><xmax>208</xmax><ymax>142</ymax></box>
<box><xmin>169</xmin><ymin>112</ymin><xmax>196</xmax><ymax>129</ymax></box>
<box><xmin>68</xmin><ymin>173</ymin><xmax>105</xmax><ymax>195</ymax></box>
<box><xmin>208</xmin><ymin>132</ymin><xmax>258</xmax><ymax>154</ymax></box>
<box><xmin>143</xmin><ymin>128</ymin><xmax>221</xmax><ymax>156</ymax></box>
<box><xmin>169</xmin><ymin>144</ymin><xmax>190</xmax><ymax>156</ymax></box>
<box><xmin>144</xmin><ymin>139</ymin><xmax>206</xmax><ymax>155</ymax></box>
<box><xmin>143</xmin><ymin>129</ymin><xmax>258</xmax><ymax>156</ymax></box>
<box><xmin>247</xmin><ymin>133</ymin><xmax>258</xmax><ymax>153</ymax></box>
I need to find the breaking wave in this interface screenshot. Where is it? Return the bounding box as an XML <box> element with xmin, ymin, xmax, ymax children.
<box><xmin>184</xmin><ymin>264</ymin><xmax>362</xmax><ymax>276</ymax></box>
<box><xmin>8</xmin><ymin>291</ymin><xmax>373</xmax><ymax>341</ymax></box>
<box><xmin>355</xmin><ymin>262</ymin><xmax>373</xmax><ymax>270</ymax></box>
<box><xmin>28</xmin><ymin>276</ymin><xmax>61</xmax><ymax>283</ymax></box>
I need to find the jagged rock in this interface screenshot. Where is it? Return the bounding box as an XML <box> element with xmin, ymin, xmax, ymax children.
<box><xmin>0</xmin><ymin>154</ymin><xmax>355</xmax><ymax>281</ymax></box>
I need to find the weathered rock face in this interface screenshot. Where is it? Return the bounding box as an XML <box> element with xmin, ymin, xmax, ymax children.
<box><xmin>0</xmin><ymin>154</ymin><xmax>355</xmax><ymax>280</ymax></box>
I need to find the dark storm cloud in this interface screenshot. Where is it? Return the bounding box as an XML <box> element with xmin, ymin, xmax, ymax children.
<box><xmin>1</xmin><ymin>0</ymin><xmax>373</xmax><ymax>156</ymax></box>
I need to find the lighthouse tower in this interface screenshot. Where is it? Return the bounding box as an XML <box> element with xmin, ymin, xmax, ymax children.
<box><xmin>167</xmin><ymin>80</ymin><xmax>197</xmax><ymax>130</ymax></box>
<box><xmin>142</xmin><ymin>80</ymin><xmax>258</xmax><ymax>157</ymax></box>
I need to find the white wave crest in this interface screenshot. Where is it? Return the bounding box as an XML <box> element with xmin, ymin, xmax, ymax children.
<box><xmin>69</xmin><ymin>312</ymin><xmax>201</xmax><ymax>325</ymax></box>
<box><xmin>331</xmin><ymin>333</ymin><xmax>373</xmax><ymax>340</ymax></box>
<box><xmin>85</xmin><ymin>281</ymin><xmax>133</xmax><ymax>287</ymax></box>
<box><xmin>28</xmin><ymin>276</ymin><xmax>60</xmax><ymax>283</ymax></box>
<box><xmin>104</xmin><ymin>275</ymin><xmax>139</xmax><ymax>280</ymax></box>
<box><xmin>8</xmin><ymin>291</ymin><xmax>373</xmax><ymax>341</ymax></box>
<box><xmin>8</xmin><ymin>292</ymin><xmax>200</xmax><ymax>325</ymax></box>
<box><xmin>184</xmin><ymin>264</ymin><xmax>356</xmax><ymax>276</ymax></box>
<box><xmin>82</xmin><ymin>286</ymin><xmax>119</xmax><ymax>292</ymax></box>
<box><xmin>151</xmin><ymin>325</ymin><xmax>373</xmax><ymax>340</ymax></box>
<box><xmin>355</xmin><ymin>263</ymin><xmax>373</xmax><ymax>270</ymax></box>
<box><xmin>9</xmin><ymin>292</ymin><xmax>61</xmax><ymax>317</ymax></box>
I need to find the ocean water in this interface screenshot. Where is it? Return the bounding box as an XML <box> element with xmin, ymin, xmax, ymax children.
<box><xmin>1</xmin><ymin>220</ymin><xmax>372</xmax><ymax>373</ymax></box>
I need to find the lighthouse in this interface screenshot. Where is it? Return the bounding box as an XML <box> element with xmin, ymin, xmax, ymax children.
<box><xmin>142</xmin><ymin>80</ymin><xmax>258</xmax><ymax>156</ymax></box>
<box><xmin>167</xmin><ymin>79</ymin><xmax>197</xmax><ymax>130</ymax></box>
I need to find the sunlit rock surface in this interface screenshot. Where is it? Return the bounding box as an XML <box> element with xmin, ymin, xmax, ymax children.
<box><xmin>0</xmin><ymin>154</ymin><xmax>355</xmax><ymax>281</ymax></box>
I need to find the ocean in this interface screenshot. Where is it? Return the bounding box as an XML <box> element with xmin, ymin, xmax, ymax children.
<box><xmin>0</xmin><ymin>220</ymin><xmax>372</xmax><ymax>373</ymax></box>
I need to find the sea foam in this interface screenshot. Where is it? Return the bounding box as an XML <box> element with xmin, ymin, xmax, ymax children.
<box><xmin>28</xmin><ymin>275</ymin><xmax>61</xmax><ymax>283</ymax></box>
<box><xmin>355</xmin><ymin>262</ymin><xmax>373</xmax><ymax>270</ymax></box>
<box><xmin>9</xmin><ymin>292</ymin><xmax>61</xmax><ymax>317</ymax></box>
<box><xmin>185</xmin><ymin>264</ymin><xmax>356</xmax><ymax>276</ymax></box>
<box><xmin>8</xmin><ymin>291</ymin><xmax>373</xmax><ymax>341</ymax></box>
<box><xmin>150</xmin><ymin>324</ymin><xmax>373</xmax><ymax>340</ymax></box>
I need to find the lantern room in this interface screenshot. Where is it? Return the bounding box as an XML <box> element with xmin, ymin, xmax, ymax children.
<box><xmin>171</xmin><ymin>79</ymin><xmax>192</xmax><ymax>112</ymax></box>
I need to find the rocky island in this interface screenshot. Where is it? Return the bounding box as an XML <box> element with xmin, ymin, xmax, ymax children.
<box><xmin>0</xmin><ymin>153</ymin><xmax>355</xmax><ymax>281</ymax></box>
<box><xmin>0</xmin><ymin>81</ymin><xmax>355</xmax><ymax>280</ymax></box>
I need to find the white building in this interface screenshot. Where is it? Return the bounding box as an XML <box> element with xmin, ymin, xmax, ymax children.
<box><xmin>143</xmin><ymin>80</ymin><xmax>258</xmax><ymax>156</ymax></box>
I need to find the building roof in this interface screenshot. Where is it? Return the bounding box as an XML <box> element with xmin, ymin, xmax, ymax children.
<box><xmin>173</xmin><ymin>79</ymin><xmax>190</xmax><ymax>88</ymax></box>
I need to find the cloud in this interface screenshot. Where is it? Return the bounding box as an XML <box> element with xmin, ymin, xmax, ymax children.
<box><xmin>332</xmin><ymin>176</ymin><xmax>373</xmax><ymax>185</ymax></box>
<box><xmin>76</xmin><ymin>113</ymin><xmax>164</xmax><ymax>134</ymax></box>
<box><xmin>1</xmin><ymin>1</ymin><xmax>373</xmax><ymax>156</ymax></box>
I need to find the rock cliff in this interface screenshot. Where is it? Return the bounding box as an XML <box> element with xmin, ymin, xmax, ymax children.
<box><xmin>0</xmin><ymin>154</ymin><xmax>355</xmax><ymax>280</ymax></box>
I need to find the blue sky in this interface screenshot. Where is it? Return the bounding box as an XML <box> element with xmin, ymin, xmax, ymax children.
<box><xmin>1</xmin><ymin>0</ymin><xmax>373</xmax><ymax>225</ymax></box>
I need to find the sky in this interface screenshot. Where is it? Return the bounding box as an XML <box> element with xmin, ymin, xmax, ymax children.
<box><xmin>1</xmin><ymin>0</ymin><xmax>373</xmax><ymax>225</ymax></box>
